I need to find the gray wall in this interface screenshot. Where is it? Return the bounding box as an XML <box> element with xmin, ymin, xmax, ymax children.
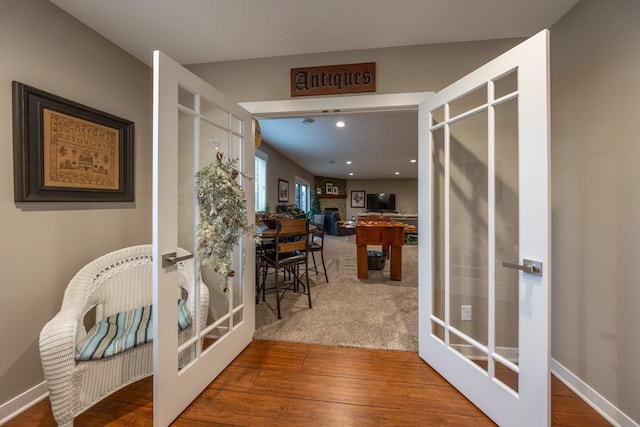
<box><xmin>0</xmin><ymin>0</ymin><xmax>152</xmax><ymax>404</ymax></box>
<box><xmin>345</xmin><ymin>179</ymin><xmax>418</xmax><ymax>219</ymax></box>
<box><xmin>187</xmin><ymin>39</ymin><xmax>522</xmax><ymax>102</ymax></box>
<box><xmin>257</xmin><ymin>142</ymin><xmax>314</xmax><ymax>213</ymax></box>
<box><xmin>551</xmin><ymin>0</ymin><xmax>640</xmax><ymax>422</ymax></box>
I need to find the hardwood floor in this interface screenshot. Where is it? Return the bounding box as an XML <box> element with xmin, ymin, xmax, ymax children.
<box><xmin>6</xmin><ymin>340</ymin><xmax>610</xmax><ymax>426</ymax></box>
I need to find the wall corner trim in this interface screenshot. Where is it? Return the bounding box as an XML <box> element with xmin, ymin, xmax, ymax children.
<box><xmin>551</xmin><ymin>358</ymin><xmax>638</xmax><ymax>427</ymax></box>
<box><xmin>0</xmin><ymin>381</ymin><xmax>48</xmax><ymax>425</ymax></box>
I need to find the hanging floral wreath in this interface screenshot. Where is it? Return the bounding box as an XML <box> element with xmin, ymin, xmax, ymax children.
<box><xmin>195</xmin><ymin>152</ymin><xmax>254</xmax><ymax>292</ymax></box>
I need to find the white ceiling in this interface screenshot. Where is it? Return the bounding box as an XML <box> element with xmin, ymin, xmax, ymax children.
<box><xmin>258</xmin><ymin>111</ymin><xmax>418</xmax><ymax>179</ymax></box>
<box><xmin>50</xmin><ymin>0</ymin><xmax>577</xmax><ymax>66</ymax></box>
<box><xmin>50</xmin><ymin>0</ymin><xmax>577</xmax><ymax>180</ymax></box>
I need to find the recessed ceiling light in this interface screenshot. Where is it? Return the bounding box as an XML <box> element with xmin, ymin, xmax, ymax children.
<box><xmin>349</xmin><ymin>172</ymin><xmax>354</xmax><ymax>176</ymax></box>
<box><xmin>346</xmin><ymin>160</ymin><xmax>352</xmax><ymax>164</ymax></box>
<box><xmin>336</xmin><ymin>121</ymin><xmax>346</xmax><ymax>128</ymax></box>
<box><xmin>395</xmin><ymin>172</ymin><xmax>400</xmax><ymax>175</ymax></box>
<box><xmin>410</xmin><ymin>159</ymin><xmax>417</xmax><ymax>163</ymax></box>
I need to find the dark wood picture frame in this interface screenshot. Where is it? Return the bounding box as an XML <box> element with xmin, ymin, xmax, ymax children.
<box><xmin>12</xmin><ymin>81</ymin><xmax>134</xmax><ymax>202</ymax></box>
<box><xmin>278</xmin><ymin>179</ymin><xmax>289</xmax><ymax>202</ymax></box>
<box><xmin>351</xmin><ymin>190</ymin><xmax>365</xmax><ymax>208</ymax></box>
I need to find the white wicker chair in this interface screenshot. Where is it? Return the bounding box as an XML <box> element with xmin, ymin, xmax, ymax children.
<box><xmin>39</xmin><ymin>245</ymin><xmax>209</xmax><ymax>427</ymax></box>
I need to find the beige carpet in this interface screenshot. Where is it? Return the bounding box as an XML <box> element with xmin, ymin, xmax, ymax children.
<box><xmin>254</xmin><ymin>234</ymin><xmax>418</xmax><ymax>351</ymax></box>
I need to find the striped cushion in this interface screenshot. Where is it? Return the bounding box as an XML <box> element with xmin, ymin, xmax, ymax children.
<box><xmin>75</xmin><ymin>299</ymin><xmax>192</xmax><ymax>361</ymax></box>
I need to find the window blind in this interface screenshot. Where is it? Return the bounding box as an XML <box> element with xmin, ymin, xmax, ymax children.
<box><xmin>255</xmin><ymin>155</ymin><xmax>266</xmax><ymax>212</ymax></box>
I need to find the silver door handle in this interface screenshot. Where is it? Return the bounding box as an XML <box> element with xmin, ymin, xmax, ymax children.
<box><xmin>162</xmin><ymin>252</ymin><xmax>193</xmax><ymax>268</ymax></box>
<box><xmin>502</xmin><ymin>259</ymin><xmax>542</xmax><ymax>276</ymax></box>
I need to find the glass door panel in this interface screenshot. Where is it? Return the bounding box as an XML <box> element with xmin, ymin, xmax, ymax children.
<box><xmin>430</xmin><ymin>92</ymin><xmax>519</xmax><ymax>388</ymax></box>
<box><xmin>431</xmin><ymin>105</ymin><xmax>445</xmax><ymax>126</ymax></box>
<box><xmin>449</xmin><ymin>110</ymin><xmax>489</xmax><ymax>352</ymax></box>
<box><xmin>494</xmin><ymin>96</ymin><xmax>519</xmax><ymax>392</ymax></box>
<box><xmin>196</xmin><ymin>113</ymin><xmax>241</xmax><ymax>350</ymax></box>
<box><xmin>449</xmin><ymin>83</ymin><xmax>487</xmax><ymax>118</ymax></box>
<box><xmin>494</xmin><ymin>70</ymin><xmax>518</xmax><ymax>100</ymax></box>
<box><xmin>176</xmin><ymin>104</ymin><xmax>198</xmax><ymax>369</ymax></box>
<box><xmin>431</xmin><ymin>126</ymin><xmax>445</xmax><ymax>334</ymax></box>
<box><xmin>201</xmin><ymin>98</ymin><xmax>231</xmax><ymax>129</ymax></box>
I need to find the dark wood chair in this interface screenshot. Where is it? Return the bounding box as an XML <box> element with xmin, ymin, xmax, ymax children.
<box><xmin>255</xmin><ymin>243</ymin><xmax>267</xmax><ymax>304</ymax></box>
<box><xmin>308</xmin><ymin>214</ymin><xmax>328</xmax><ymax>282</ymax></box>
<box><xmin>259</xmin><ymin>218</ymin><xmax>312</xmax><ymax>319</ymax></box>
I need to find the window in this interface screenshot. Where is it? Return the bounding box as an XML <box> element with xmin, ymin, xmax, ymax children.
<box><xmin>295</xmin><ymin>177</ymin><xmax>310</xmax><ymax>212</ymax></box>
<box><xmin>255</xmin><ymin>150</ymin><xmax>267</xmax><ymax>212</ymax></box>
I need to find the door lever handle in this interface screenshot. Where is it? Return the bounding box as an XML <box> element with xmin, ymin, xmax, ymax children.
<box><xmin>502</xmin><ymin>259</ymin><xmax>542</xmax><ymax>276</ymax></box>
<box><xmin>162</xmin><ymin>252</ymin><xmax>194</xmax><ymax>268</ymax></box>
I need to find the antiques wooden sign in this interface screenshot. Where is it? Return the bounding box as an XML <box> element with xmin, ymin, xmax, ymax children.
<box><xmin>291</xmin><ymin>62</ymin><xmax>376</xmax><ymax>97</ymax></box>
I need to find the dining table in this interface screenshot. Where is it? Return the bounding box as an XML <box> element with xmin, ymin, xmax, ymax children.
<box><xmin>256</xmin><ymin>223</ymin><xmax>316</xmax><ymax>239</ymax></box>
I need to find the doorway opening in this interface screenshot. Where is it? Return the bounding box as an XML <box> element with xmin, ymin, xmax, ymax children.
<box><xmin>243</xmin><ymin>93</ymin><xmax>430</xmax><ymax>351</ymax></box>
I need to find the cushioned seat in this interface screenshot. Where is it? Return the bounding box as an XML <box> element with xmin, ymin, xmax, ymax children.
<box><xmin>39</xmin><ymin>245</ymin><xmax>209</xmax><ymax>427</ymax></box>
<box><xmin>324</xmin><ymin>211</ymin><xmax>356</xmax><ymax>236</ymax></box>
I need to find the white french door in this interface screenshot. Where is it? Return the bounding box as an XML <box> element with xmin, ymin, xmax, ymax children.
<box><xmin>418</xmin><ymin>30</ymin><xmax>551</xmax><ymax>426</ymax></box>
<box><xmin>152</xmin><ymin>50</ymin><xmax>255</xmax><ymax>426</ymax></box>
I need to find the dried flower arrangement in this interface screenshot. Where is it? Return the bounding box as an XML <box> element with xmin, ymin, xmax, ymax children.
<box><xmin>195</xmin><ymin>152</ymin><xmax>254</xmax><ymax>292</ymax></box>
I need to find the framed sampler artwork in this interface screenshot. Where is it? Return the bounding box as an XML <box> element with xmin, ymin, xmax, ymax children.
<box><xmin>12</xmin><ymin>81</ymin><xmax>134</xmax><ymax>202</ymax></box>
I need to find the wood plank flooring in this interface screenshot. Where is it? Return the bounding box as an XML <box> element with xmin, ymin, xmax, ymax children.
<box><xmin>6</xmin><ymin>339</ymin><xmax>611</xmax><ymax>426</ymax></box>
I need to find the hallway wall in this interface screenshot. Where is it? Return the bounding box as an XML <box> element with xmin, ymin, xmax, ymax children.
<box><xmin>187</xmin><ymin>39</ymin><xmax>522</xmax><ymax>102</ymax></box>
<box><xmin>550</xmin><ymin>0</ymin><xmax>640</xmax><ymax>422</ymax></box>
<box><xmin>0</xmin><ymin>0</ymin><xmax>152</xmax><ymax>407</ymax></box>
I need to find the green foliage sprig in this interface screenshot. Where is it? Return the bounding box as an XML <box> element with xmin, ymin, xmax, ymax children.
<box><xmin>195</xmin><ymin>152</ymin><xmax>254</xmax><ymax>292</ymax></box>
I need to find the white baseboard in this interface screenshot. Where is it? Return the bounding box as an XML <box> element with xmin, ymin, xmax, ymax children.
<box><xmin>551</xmin><ymin>358</ymin><xmax>638</xmax><ymax>427</ymax></box>
<box><xmin>0</xmin><ymin>381</ymin><xmax>48</xmax><ymax>425</ymax></box>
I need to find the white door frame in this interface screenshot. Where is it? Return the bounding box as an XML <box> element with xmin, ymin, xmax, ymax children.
<box><xmin>241</xmin><ymin>92</ymin><xmax>432</xmax><ymax>118</ymax></box>
<box><xmin>241</xmin><ymin>93</ymin><xmax>432</xmax><ymax>223</ymax></box>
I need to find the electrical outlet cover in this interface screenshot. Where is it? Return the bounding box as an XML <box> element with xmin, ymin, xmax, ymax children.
<box><xmin>461</xmin><ymin>305</ymin><xmax>472</xmax><ymax>321</ymax></box>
